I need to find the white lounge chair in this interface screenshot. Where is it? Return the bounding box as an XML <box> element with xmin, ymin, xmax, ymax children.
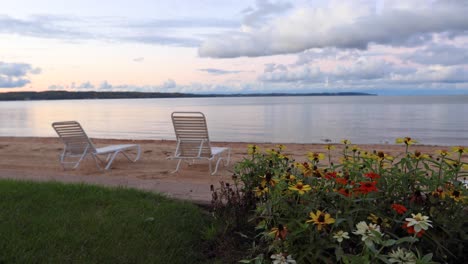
<box><xmin>52</xmin><ymin>121</ymin><xmax>141</xmax><ymax>170</ymax></box>
<box><xmin>170</xmin><ymin>112</ymin><xmax>231</xmax><ymax>175</ymax></box>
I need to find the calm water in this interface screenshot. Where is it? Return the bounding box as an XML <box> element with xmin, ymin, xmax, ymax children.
<box><xmin>1</xmin><ymin>96</ymin><xmax>467</xmax><ymax>145</ymax></box>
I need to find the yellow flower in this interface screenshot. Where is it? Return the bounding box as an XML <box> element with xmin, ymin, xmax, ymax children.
<box><xmin>276</xmin><ymin>144</ymin><xmax>286</xmax><ymax>151</ymax></box>
<box><xmin>306</xmin><ymin>210</ymin><xmax>335</xmax><ymax>231</ymax></box>
<box><xmin>396</xmin><ymin>137</ymin><xmax>418</xmax><ymax>145</ymax></box>
<box><xmin>248</xmin><ymin>144</ymin><xmax>259</xmax><ymax>155</ymax></box>
<box><xmin>350</xmin><ymin>145</ymin><xmax>361</xmax><ymax>152</ymax></box>
<box><xmin>435</xmin><ymin>149</ymin><xmax>450</xmax><ymax>157</ymax></box>
<box><xmin>282</xmin><ymin>173</ymin><xmax>296</xmax><ymax>182</ymax></box>
<box><xmin>451</xmin><ymin>146</ymin><xmax>467</xmax><ymax>154</ymax></box>
<box><xmin>254</xmin><ymin>185</ymin><xmax>269</xmax><ymax>197</ymax></box>
<box><xmin>449</xmin><ymin>190</ymin><xmax>464</xmax><ymax>202</ymax></box>
<box><xmin>377</xmin><ymin>151</ymin><xmax>394</xmax><ymax>161</ymax></box>
<box><xmin>296</xmin><ymin>162</ymin><xmax>313</xmax><ymax>177</ymax></box>
<box><xmin>325</xmin><ymin>144</ymin><xmax>336</xmax><ymax>150</ymax></box>
<box><xmin>269</xmin><ymin>224</ymin><xmax>288</xmax><ymax>240</ymax></box>
<box><xmin>367</xmin><ymin>213</ymin><xmax>391</xmax><ymax>228</ymax></box>
<box><xmin>341</xmin><ymin>139</ymin><xmax>351</xmax><ymax>145</ymax></box>
<box><xmin>411</xmin><ymin>151</ymin><xmax>429</xmax><ymax>160</ymax></box>
<box><xmin>260</xmin><ymin>173</ymin><xmax>278</xmax><ymax>187</ymax></box>
<box><xmin>288</xmin><ymin>181</ymin><xmax>311</xmax><ymax>195</ymax></box>
<box><xmin>431</xmin><ymin>187</ymin><xmax>446</xmax><ymax>199</ymax></box>
<box><xmin>307</xmin><ymin>152</ymin><xmax>325</xmax><ymax>162</ymax></box>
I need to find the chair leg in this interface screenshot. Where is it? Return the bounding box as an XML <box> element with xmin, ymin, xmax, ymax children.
<box><xmin>121</xmin><ymin>145</ymin><xmax>141</xmax><ymax>162</ymax></box>
<box><xmin>104</xmin><ymin>151</ymin><xmax>120</xmax><ymax>170</ymax></box>
<box><xmin>171</xmin><ymin>159</ymin><xmax>183</xmax><ymax>174</ymax></box>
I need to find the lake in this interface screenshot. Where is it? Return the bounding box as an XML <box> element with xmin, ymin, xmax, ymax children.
<box><xmin>1</xmin><ymin>95</ymin><xmax>467</xmax><ymax>145</ymax></box>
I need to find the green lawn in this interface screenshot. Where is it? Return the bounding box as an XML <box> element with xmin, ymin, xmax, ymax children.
<box><xmin>0</xmin><ymin>179</ymin><xmax>209</xmax><ymax>263</ymax></box>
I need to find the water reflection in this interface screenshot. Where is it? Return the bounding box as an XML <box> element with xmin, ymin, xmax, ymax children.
<box><xmin>0</xmin><ymin>96</ymin><xmax>467</xmax><ymax>145</ymax></box>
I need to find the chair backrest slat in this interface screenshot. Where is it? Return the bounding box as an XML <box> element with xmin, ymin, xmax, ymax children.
<box><xmin>172</xmin><ymin>112</ymin><xmax>212</xmax><ymax>157</ymax></box>
<box><xmin>52</xmin><ymin>121</ymin><xmax>96</xmax><ymax>154</ymax></box>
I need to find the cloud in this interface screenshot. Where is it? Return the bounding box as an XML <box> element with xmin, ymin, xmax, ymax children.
<box><xmin>133</xmin><ymin>57</ymin><xmax>144</xmax><ymax>62</ymax></box>
<box><xmin>0</xmin><ymin>61</ymin><xmax>41</xmax><ymax>88</ymax></box>
<box><xmin>0</xmin><ymin>15</ymin><xmax>236</xmax><ymax>47</ymax></box>
<box><xmin>199</xmin><ymin>0</ymin><xmax>468</xmax><ymax>58</ymax></box>
<box><xmin>242</xmin><ymin>0</ymin><xmax>293</xmax><ymax>26</ymax></box>
<box><xmin>198</xmin><ymin>68</ymin><xmax>245</xmax><ymax>75</ymax></box>
<box><xmin>405</xmin><ymin>43</ymin><xmax>468</xmax><ymax>65</ymax></box>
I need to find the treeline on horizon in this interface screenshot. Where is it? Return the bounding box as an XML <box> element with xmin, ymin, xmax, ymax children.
<box><xmin>0</xmin><ymin>91</ymin><xmax>376</xmax><ymax>101</ymax></box>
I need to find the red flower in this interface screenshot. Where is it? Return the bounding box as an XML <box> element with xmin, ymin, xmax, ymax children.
<box><xmin>338</xmin><ymin>188</ymin><xmax>352</xmax><ymax>197</ymax></box>
<box><xmin>364</xmin><ymin>172</ymin><xmax>380</xmax><ymax>180</ymax></box>
<box><xmin>325</xmin><ymin>171</ymin><xmax>337</xmax><ymax>180</ymax></box>
<box><xmin>402</xmin><ymin>222</ymin><xmax>425</xmax><ymax>237</ymax></box>
<box><xmin>356</xmin><ymin>181</ymin><xmax>378</xmax><ymax>194</ymax></box>
<box><xmin>391</xmin><ymin>203</ymin><xmax>408</xmax><ymax>215</ymax></box>
<box><xmin>335</xmin><ymin>178</ymin><xmax>348</xmax><ymax>185</ymax></box>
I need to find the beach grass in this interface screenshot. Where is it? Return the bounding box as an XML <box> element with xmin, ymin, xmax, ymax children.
<box><xmin>0</xmin><ymin>179</ymin><xmax>208</xmax><ymax>264</ymax></box>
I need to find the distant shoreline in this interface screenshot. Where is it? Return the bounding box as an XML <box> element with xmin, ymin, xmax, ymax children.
<box><xmin>0</xmin><ymin>90</ymin><xmax>376</xmax><ymax>101</ymax></box>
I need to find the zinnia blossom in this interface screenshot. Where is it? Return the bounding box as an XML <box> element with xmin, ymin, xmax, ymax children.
<box><xmin>353</xmin><ymin>221</ymin><xmax>382</xmax><ymax>247</ymax></box>
<box><xmin>288</xmin><ymin>181</ymin><xmax>311</xmax><ymax>195</ymax></box>
<box><xmin>402</xmin><ymin>222</ymin><xmax>425</xmax><ymax>237</ymax></box>
<box><xmin>333</xmin><ymin>230</ymin><xmax>350</xmax><ymax>243</ymax></box>
<box><xmin>356</xmin><ymin>181</ymin><xmax>378</xmax><ymax>194</ymax></box>
<box><xmin>391</xmin><ymin>203</ymin><xmax>408</xmax><ymax>215</ymax></box>
<box><xmin>271</xmin><ymin>253</ymin><xmax>296</xmax><ymax>264</ymax></box>
<box><xmin>364</xmin><ymin>172</ymin><xmax>380</xmax><ymax>180</ymax></box>
<box><xmin>388</xmin><ymin>248</ymin><xmax>417</xmax><ymax>264</ymax></box>
<box><xmin>405</xmin><ymin>213</ymin><xmax>432</xmax><ymax>233</ymax></box>
<box><xmin>306</xmin><ymin>210</ymin><xmax>335</xmax><ymax>231</ymax></box>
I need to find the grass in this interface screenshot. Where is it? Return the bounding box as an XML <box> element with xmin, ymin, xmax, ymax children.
<box><xmin>0</xmin><ymin>179</ymin><xmax>209</xmax><ymax>264</ymax></box>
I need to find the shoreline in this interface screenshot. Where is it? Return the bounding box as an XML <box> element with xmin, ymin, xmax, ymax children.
<box><xmin>0</xmin><ymin>137</ymin><xmax>466</xmax><ymax>204</ymax></box>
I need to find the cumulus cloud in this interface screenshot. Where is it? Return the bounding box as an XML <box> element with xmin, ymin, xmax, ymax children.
<box><xmin>199</xmin><ymin>0</ymin><xmax>468</xmax><ymax>58</ymax></box>
<box><xmin>133</xmin><ymin>57</ymin><xmax>144</xmax><ymax>62</ymax></box>
<box><xmin>0</xmin><ymin>61</ymin><xmax>41</xmax><ymax>88</ymax></box>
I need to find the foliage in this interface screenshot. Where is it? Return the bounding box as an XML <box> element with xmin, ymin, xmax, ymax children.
<box><xmin>230</xmin><ymin>140</ymin><xmax>468</xmax><ymax>263</ymax></box>
<box><xmin>0</xmin><ymin>180</ymin><xmax>208</xmax><ymax>264</ymax></box>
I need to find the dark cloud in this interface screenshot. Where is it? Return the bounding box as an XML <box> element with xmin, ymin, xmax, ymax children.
<box><xmin>198</xmin><ymin>68</ymin><xmax>245</xmax><ymax>75</ymax></box>
<box><xmin>0</xmin><ymin>61</ymin><xmax>41</xmax><ymax>88</ymax></box>
<box><xmin>405</xmin><ymin>43</ymin><xmax>468</xmax><ymax>65</ymax></box>
<box><xmin>199</xmin><ymin>1</ymin><xmax>468</xmax><ymax>58</ymax></box>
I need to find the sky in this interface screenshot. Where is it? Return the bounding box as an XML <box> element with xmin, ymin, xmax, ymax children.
<box><xmin>1</xmin><ymin>0</ymin><xmax>468</xmax><ymax>95</ymax></box>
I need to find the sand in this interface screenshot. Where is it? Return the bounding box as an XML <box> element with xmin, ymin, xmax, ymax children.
<box><xmin>0</xmin><ymin>137</ymin><xmax>465</xmax><ymax>204</ymax></box>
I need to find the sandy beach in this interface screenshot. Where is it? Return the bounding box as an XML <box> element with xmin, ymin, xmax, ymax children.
<box><xmin>0</xmin><ymin>137</ymin><xmax>465</xmax><ymax>204</ymax></box>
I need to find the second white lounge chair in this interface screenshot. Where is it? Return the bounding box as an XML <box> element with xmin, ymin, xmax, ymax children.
<box><xmin>170</xmin><ymin>112</ymin><xmax>231</xmax><ymax>175</ymax></box>
<box><xmin>52</xmin><ymin>121</ymin><xmax>141</xmax><ymax>170</ymax></box>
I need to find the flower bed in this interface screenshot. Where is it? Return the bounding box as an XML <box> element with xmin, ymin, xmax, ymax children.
<box><xmin>214</xmin><ymin>139</ymin><xmax>467</xmax><ymax>263</ymax></box>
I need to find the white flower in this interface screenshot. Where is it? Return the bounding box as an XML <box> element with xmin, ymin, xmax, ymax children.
<box><xmin>388</xmin><ymin>247</ymin><xmax>417</xmax><ymax>264</ymax></box>
<box><xmin>271</xmin><ymin>253</ymin><xmax>296</xmax><ymax>264</ymax></box>
<box><xmin>333</xmin><ymin>230</ymin><xmax>350</xmax><ymax>243</ymax></box>
<box><xmin>352</xmin><ymin>221</ymin><xmax>382</xmax><ymax>247</ymax></box>
<box><xmin>405</xmin><ymin>213</ymin><xmax>432</xmax><ymax>233</ymax></box>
